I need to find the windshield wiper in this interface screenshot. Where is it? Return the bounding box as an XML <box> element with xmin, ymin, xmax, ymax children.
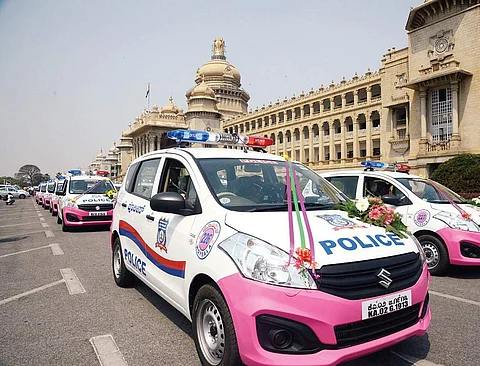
<box><xmin>247</xmin><ymin>205</ymin><xmax>288</xmax><ymax>212</ymax></box>
<box><xmin>246</xmin><ymin>202</ymin><xmax>335</xmax><ymax>212</ymax></box>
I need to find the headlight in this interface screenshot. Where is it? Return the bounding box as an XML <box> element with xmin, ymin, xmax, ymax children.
<box><xmin>434</xmin><ymin>211</ymin><xmax>480</xmax><ymax>232</ymax></box>
<box><xmin>65</xmin><ymin>200</ymin><xmax>78</xmax><ymax>209</ymax></box>
<box><xmin>219</xmin><ymin>233</ymin><xmax>317</xmax><ymax>289</ymax></box>
<box><xmin>409</xmin><ymin>234</ymin><xmax>426</xmax><ymax>265</ymax></box>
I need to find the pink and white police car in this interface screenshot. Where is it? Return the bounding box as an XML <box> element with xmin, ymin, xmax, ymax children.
<box><xmin>322</xmin><ymin>162</ymin><xmax>480</xmax><ymax>275</ymax></box>
<box><xmin>57</xmin><ymin>170</ymin><xmax>115</xmax><ymax>232</ymax></box>
<box><xmin>110</xmin><ymin>131</ymin><xmax>430</xmax><ymax>366</ymax></box>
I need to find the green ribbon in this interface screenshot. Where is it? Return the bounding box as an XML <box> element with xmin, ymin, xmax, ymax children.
<box><xmin>288</xmin><ymin>160</ymin><xmax>306</xmax><ymax>249</ymax></box>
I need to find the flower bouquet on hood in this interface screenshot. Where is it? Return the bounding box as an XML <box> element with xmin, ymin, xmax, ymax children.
<box><xmin>105</xmin><ymin>189</ymin><xmax>117</xmax><ymax>200</ymax></box>
<box><xmin>335</xmin><ymin>196</ymin><xmax>408</xmax><ymax>238</ymax></box>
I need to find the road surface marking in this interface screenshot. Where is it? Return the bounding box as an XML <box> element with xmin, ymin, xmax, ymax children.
<box><xmin>39</xmin><ymin>217</ymin><xmax>45</xmax><ymax>221</ymax></box>
<box><xmin>41</xmin><ymin>223</ymin><xmax>49</xmax><ymax>228</ymax></box>
<box><xmin>38</xmin><ymin>213</ymin><xmax>43</xmax><ymax>217</ymax></box>
<box><xmin>392</xmin><ymin>351</ymin><xmax>444</xmax><ymax>365</ymax></box>
<box><xmin>0</xmin><ymin>280</ymin><xmax>64</xmax><ymax>306</ymax></box>
<box><xmin>90</xmin><ymin>335</ymin><xmax>127</xmax><ymax>366</ymax></box>
<box><xmin>50</xmin><ymin>243</ymin><xmax>64</xmax><ymax>255</ymax></box>
<box><xmin>0</xmin><ymin>215</ymin><xmax>39</xmax><ymax>222</ymax></box>
<box><xmin>0</xmin><ymin>222</ymin><xmax>41</xmax><ymax>228</ymax></box>
<box><xmin>0</xmin><ymin>212</ymin><xmax>39</xmax><ymax>218</ymax></box>
<box><xmin>45</xmin><ymin>230</ymin><xmax>55</xmax><ymax>238</ymax></box>
<box><xmin>430</xmin><ymin>290</ymin><xmax>480</xmax><ymax>307</ymax></box>
<box><xmin>0</xmin><ymin>244</ymin><xmax>52</xmax><ymax>258</ymax></box>
<box><xmin>0</xmin><ymin>230</ymin><xmax>46</xmax><ymax>241</ymax></box>
<box><xmin>60</xmin><ymin>268</ymin><xmax>86</xmax><ymax>295</ymax></box>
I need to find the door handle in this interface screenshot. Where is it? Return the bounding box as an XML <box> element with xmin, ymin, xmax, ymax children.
<box><xmin>121</xmin><ymin>203</ymin><xmax>127</xmax><ymax>208</ymax></box>
<box><xmin>146</xmin><ymin>214</ymin><xmax>155</xmax><ymax>221</ymax></box>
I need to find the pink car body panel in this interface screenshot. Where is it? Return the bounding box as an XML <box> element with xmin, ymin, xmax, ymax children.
<box><xmin>217</xmin><ymin>267</ymin><xmax>431</xmax><ymax>366</ymax></box>
<box><xmin>62</xmin><ymin>207</ymin><xmax>114</xmax><ymax>227</ymax></box>
<box><xmin>437</xmin><ymin>227</ymin><xmax>480</xmax><ymax>266</ymax></box>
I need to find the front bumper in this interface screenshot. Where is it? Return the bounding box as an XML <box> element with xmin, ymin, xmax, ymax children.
<box><xmin>52</xmin><ymin>200</ymin><xmax>58</xmax><ymax>213</ymax></box>
<box><xmin>217</xmin><ymin>266</ymin><xmax>430</xmax><ymax>366</ymax></box>
<box><xmin>437</xmin><ymin>227</ymin><xmax>480</xmax><ymax>265</ymax></box>
<box><xmin>62</xmin><ymin>207</ymin><xmax>113</xmax><ymax>226</ymax></box>
<box><xmin>44</xmin><ymin>198</ymin><xmax>51</xmax><ymax>207</ymax></box>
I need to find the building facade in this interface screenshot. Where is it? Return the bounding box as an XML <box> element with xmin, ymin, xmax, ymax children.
<box><xmin>223</xmin><ymin>0</ymin><xmax>480</xmax><ymax>177</ymax></box>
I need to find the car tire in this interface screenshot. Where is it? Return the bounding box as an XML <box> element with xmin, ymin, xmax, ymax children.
<box><xmin>112</xmin><ymin>237</ymin><xmax>134</xmax><ymax>287</ymax></box>
<box><xmin>418</xmin><ymin>234</ymin><xmax>449</xmax><ymax>276</ymax></box>
<box><xmin>61</xmin><ymin>214</ymin><xmax>70</xmax><ymax>232</ymax></box>
<box><xmin>192</xmin><ymin>284</ymin><xmax>242</xmax><ymax>366</ymax></box>
<box><xmin>57</xmin><ymin>212</ymin><xmax>62</xmax><ymax>224</ymax></box>
<box><xmin>49</xmin><ymin>205</ymin><xmax>53</xmax><ymax>213</ymax></box>
<box><xmin>19</xmin><ymin>194</ymin><xmax>26</xmax><ymax>199</ymax></box>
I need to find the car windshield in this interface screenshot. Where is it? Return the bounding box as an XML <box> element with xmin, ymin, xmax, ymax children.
<box><xmin>69</xmin><ymin>179</ymin><xmax>115</xmax><ymax>194</ymax></box>
<box><xmin>196</xmin><ymin>158</ymin><xmax>347</xmax><ymax>212</ymax></box>
<box><xmin>47</xmin><ymin>183</ymin><xmax>55</xmax><ymax>193</ymax></box>
<box><xmin>396</xmin><ymin>177</ymin><xmax>466</xmax><ymax>204</ymax></box>
<box><xmin>56</xmin><ymin>182</ymin><xmax>64</xmax><ymax>193</ymax></box>
<box><xmin>40</xmin><ymin>185</ymin><xmax>46</xmax><ymax>192</ymax></box>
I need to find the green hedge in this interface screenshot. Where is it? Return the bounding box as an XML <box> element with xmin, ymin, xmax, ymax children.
<box><xmin>430</xmin><ymin>154</ymin><xmax>480</xmax><ymax>194</ymax></box>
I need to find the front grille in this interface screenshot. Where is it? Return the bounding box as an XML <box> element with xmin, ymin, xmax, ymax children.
<box><xmin>334</xmin><ymin>303</ymin><xmax>421</xmax><ymax>347</ymax></box>
<box><xmin>77</xmin><ymin>204</ymin><xmax>113</xmax><ymax>211</ymax></box>
<box><xmin>82</xmin><ymin>215</ymin><xmax>112</xmax><ymax>222</ymax></box>
<box><xmin>316</xmin><ymin>252</ymin><xmax>422</xmax><ymax>300</ymax></box>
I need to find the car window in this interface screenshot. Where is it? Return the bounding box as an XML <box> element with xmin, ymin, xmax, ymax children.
<box><xmin>364</xmin><ymin>176</ymin><xmax>403</xmax><ymax>198</ymax></box>
<box><xmin>124</xmin><ymin>162</ymin><xmax>139</xmax><ymax>193</ymax></box>
<box><xmin>133</xmin><ymin>159</ymin><xmax>160</xmax><ymax>199</ymax></box>
<box><xmin>158</xmin><ymin>158</ymin><xmax>198</xmax><ymax>209</ymax></box>
<box><xmin>325</xmin><ymin>176</ymin><xmax>358</xmax><ymax>199</ymax></box>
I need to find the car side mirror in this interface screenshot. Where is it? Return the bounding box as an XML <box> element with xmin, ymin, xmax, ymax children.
<box><xmin>150</xmin><ymin>192</ymin><xmax>198</xmax><ymax>216</ymax></box>
<box><xmin>381</xmin><ymin>194</ymin><xmax>401</xmax><ymax>206</ymax></box>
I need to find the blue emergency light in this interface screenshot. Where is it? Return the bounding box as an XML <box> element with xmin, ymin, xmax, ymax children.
<box><xmin>361</xmin><ymin>161</ymin><xmax>410</xmax><ymax>172</ymax></box>
<box><xmin>67</xmin><ymin>169</ymin><xmax>83</xmax><ymax>176</ymax></box>
<box><xmin>167</xmin><ymin>129</ymin><xmax>274</xmax><ymax>147</ymax></box>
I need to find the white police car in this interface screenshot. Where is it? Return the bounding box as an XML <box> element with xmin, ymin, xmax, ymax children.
<box><xmin>322</xmin><ymin>161</ymin><xmax>480</xmax><ymax>275</ymax></box>
<box><xmin>110</xmin><ymin>131</ymin><xmax>430</xmax><ymax>366</ymax></box>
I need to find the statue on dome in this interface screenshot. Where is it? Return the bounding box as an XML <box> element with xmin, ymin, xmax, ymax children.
<box><xmin>213</xmin><ymin>38</ymin><xmax>225</xmax><ymax>57</ymax></box>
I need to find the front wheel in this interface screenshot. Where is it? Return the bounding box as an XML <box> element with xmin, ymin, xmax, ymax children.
<box><xmin>418</xmin><ymin>234</ymin><xmax>449</xmax><ymax>276</ymax></box>
<box><xmin>192</xmin><ymin>284</ymin><xmax>241</xmax><ymax>366</ymax></box>
<box><xmin>57</xmin><ymin>212</ymin><xmax>62</xmax><ymax>224</ymax></box>
<box><xmin>61</xmin><ymin>214</ymin><xmax>70</xmax><ymax>232</ymax></box>
<box><xmin>19</xmin><ymin>194</ymin><xmax>26</xmax><ymax>199</ymax></box>
<box><xmin>112</xmin><ymin>237</ymin><xmax>134</xmax><ymax>287</ymax></box>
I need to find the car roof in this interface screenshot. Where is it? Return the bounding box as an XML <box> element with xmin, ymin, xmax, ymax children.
<box><xmin>321</xmin><ymin>169</ymin><xmax>422</xmax><ymax>179</ymax></box>
<box><xmin>69</xmin><ymin>175</ymin><xmax>110</xmax><ymax>181</ymax></box>
<box><xmin>137</xmin><ymin>147</ymin><xmax>287</xmax><ymax>163</ymax></box>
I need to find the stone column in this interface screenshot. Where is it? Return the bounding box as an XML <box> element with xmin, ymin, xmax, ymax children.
<box><xmin>353</xmin><ymin>116</ymin><xmax>359</xmax><ymax>162</ymax></box>
<box><xmin>319</xmin><ymin>128</ymin><xmax>325</xmax><ymax>162</ymax></box>
<box><xmin>405</xmin><ymin>105</ymin><xmax>410</xmax><ymax>138</ymax></box>
<box><xmin>390</xmin><ymin>108</ymin><xmax>395</xmax><ymax>140</ymax></box>
<box><xmin>342</xmin><ymin>93</ymin><xmax>346</xmax><ymax>109</ymax></box>
<box><xmin>276</xmin><ymin>113</ymin><xmax>280</xmax><ymax>125</ymax></box>
<box><xmin>329</xmin><ymin>121</ymin><xmax>335</xmax><ymax>164</ymax></box>
<box><xmin>300</xmin><ymin>127</ymin><xmax>305</xmax><ymax>163</ymax></box>
<box><xmin>451</xmin><ymin>82</ymin><xmax>460</xmax><ymax>146</ymax></box>
<box><xmin>354</xmin><ymin>90</ymin><xmax>358</xmax><ymax>105</ymax></box>
<box><xmin>276</xmin><ymin>133</ymin><xmax>280</xmax><ymax>155</ymax></box>
<box><xmin>283</xmin><ymin>130</ymin><xmax>287</xmax><ymax>156</ymax></box>
<box><xmin>309</xmin><ymin>126</ymin><xmax>314</xmax><ymax>164</ymax></box>
<box><xmin>367</xmin><ymin>86</ymin><xmax>372</xmax><ymax>104</ymax></box>
<box><xmin>366</xmin><ymin>112</ymin><xmax>372</xmax><ymax>159</ymax></box>
<box><xmin>419</xmin><ymin>89</ymin><xmax>428</xmax><ymax>154</ymax></box>
<box><xmin>310</xmin><ymin>103</ymin><xmax>314</xmax><ymax>117</ymax></box>
<box><xmin>330</xmin><ymin>97</ymin><xmax>335</xmax><ymax>110</ymax></box>
<box><xmin>300</xmin><ymin>106</ymin><xmax>304</xmax><ymax>119</ymax></box>
<box><xmin>341</xmin><ymin>118</ymin><xmax>346</xmax><ymax>162</ymax></box>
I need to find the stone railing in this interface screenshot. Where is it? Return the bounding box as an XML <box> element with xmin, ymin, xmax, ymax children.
<box><xmin>427</xmin><ymin>140</ymin><xmax>450</xmax><ymax>152</ymax></box>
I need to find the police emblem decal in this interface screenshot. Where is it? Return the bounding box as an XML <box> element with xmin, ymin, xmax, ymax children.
<box><xmin>316</xmin><ymin>214</ymin><xmax>366</xmax><ymax>231</ymax></box>
<box><xmin>195</xmin><ymin>221</ymin><xmax>221</xmax><ymax>260</ymax></box>
<box><xmin>155</xmin><ymin>217</ymin><xmax>169</xmax><ymax>253</ymax></box>
<box><xmin>413</xmin><ymin>210</ymin><xmax>430</xmax><ymax>227</ymax></box>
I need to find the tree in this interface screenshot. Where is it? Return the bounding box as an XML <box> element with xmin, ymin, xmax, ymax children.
<box><xmin>16</xmin><ymin>164</ymin><xmax>43</xmax><ymax>185</ymax></box>
<box><xmin>430</xmin><ymin>154</ymin><xmax>480</xmax><ymax>196</ymax></box>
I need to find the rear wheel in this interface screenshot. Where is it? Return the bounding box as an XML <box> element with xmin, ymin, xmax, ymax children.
<box><xmin>418</xmin><ymin>234</ymin><xmax>449</xmax><ymax>276</ymax></box>
<box><xmin>57</xmin><ymin>212</ymin><xmax>62</xmax><ymax>224</ymax></box>
<box><xmin>192</xmin><ymin>284</ymin><xmax>241</xmax><ymax>366</ymax></box>
<box><xmin>19</xmin><ymin>194</ymin><xmax>26</xmax><ymax>199</ymax></box>
<box><xmin>112</xmin><ymin>237</ymin><xmax>134</xmax><ymax>287</ymax></box>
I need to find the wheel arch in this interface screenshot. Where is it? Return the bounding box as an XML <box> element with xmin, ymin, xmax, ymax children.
<box><xmin>188</xmin><ymin>273</ymin><xmax>216</xmax><ymax>317</ymax></box>
<box><xmin>111</xmin><ymin>230</ymin><xmax>120</xmax><ymax>252</ymax></box>
<box><xmin>414</xmin><ymin>229</ymin><xmax>450</xmax><ymax>256</ymax></box>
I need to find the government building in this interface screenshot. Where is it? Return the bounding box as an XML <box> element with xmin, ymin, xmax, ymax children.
<box><xmin>92</xmin><ymin>0</ymin><xmax>480</xmax><ymax>179</ymax></box>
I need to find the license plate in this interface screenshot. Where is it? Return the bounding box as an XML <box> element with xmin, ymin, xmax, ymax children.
<box><xmin>361</xmin><ymin>290</ymin><xmax>412</xmax><ymax>320</ymax></box>
<box><xmin>89</xmin><ymin>212</ymin><xmax>107</xmax><ymax>216</ymax></box>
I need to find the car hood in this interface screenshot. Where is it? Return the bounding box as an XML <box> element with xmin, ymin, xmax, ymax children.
<box><xmin>430</xmin><ymin>203</ymin><xmax>480</xmax><ymax>226</ymax></box>
<box><xmin>225</xmin><ymin>210</ymin><xmax>418</xmax><ymax>267</ymax></box>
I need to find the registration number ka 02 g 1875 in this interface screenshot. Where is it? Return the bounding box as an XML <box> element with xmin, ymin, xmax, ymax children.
<box><xmin>361</xmin><ymin>290</ymin><xmax>412</xmax><ymax>320</ymax></box>
<box><xmin>89</xmin><ymin>212</ymin><xmax>107</xmax><ymax>216</ymax></box>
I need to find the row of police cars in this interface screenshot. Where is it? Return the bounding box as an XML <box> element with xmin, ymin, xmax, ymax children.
<box><xmin>35</xmin><ymin>170</ymin><xmax>118</xmax><ymax>232</ymax></box>
<box><xmin>36</xmin><ymin>129</ymin><xmax>479</xmax><ymax>365</ymax></box>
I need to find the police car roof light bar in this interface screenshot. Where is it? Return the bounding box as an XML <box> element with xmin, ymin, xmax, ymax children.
<box><xmin>67</xmin><ymin>169</ymin><xmax>83</xmax><ymax>176</ymax></box>
<box><xmin>361</xmin><ymin>160</ymin><xmax>410</xmax><ymax>173</ymax></box>
<box><xmin>167</xmin><ymin>129</ymin><xmax>274</xmax><ymax>148</ymax></box>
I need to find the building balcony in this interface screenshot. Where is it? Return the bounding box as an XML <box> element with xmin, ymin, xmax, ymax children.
<box><xmin>388</xmin><ymin>138</ymin><xmax>410</xmax><ymax>155</ymax></box>
<box><xmin>427</xmin><ymin>140</ymin><xmax>450</xmax><ymax>152</ymax></box>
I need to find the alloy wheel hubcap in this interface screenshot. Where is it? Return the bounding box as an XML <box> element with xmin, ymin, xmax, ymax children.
<box><xmin>196</xmin><ymin>299</ymin><xmax>225</xmax><ymax>365</ymax></box>
<box><xmin>422</xmin><ymin>242</ymin><xmax>439</xmax><ymax>269</ymax></box>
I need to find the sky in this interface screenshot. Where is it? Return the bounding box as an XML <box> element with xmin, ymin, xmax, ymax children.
<box><xmin>0</xmin><ymin>0</ymin><xmax>420</xmax><ymax>177</ymax></box>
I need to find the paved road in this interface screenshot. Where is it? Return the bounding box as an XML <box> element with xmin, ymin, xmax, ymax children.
<box><xmin>0</xmin><ymin>198</ymin><xmax>479</xmax><ymax>366</ymax></box>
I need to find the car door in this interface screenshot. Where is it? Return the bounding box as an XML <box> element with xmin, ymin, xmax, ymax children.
<box><xmin>363</xmin><ymin>175</ymin><xmax>412</xmax><ymax>225</ymax></box>
<box><xmin>119</xmin><ymin>158</ymin><xmax>161</xmax><ymax>280</ymax></box>
<box><xmin>142</xmin><ymin>155</ymin><xmax>201</xmax><ymax>308</ymax></box>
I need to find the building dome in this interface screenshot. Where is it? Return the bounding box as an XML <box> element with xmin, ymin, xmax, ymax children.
<box><xmin>189</xmin><ymin>80</ymin><xmax>216</xmax><ymax>99</ymax></box>
<box><xmin>160</xmin><ymin>97</ymin><xmax>180</xmax><ymax>115</ymax></box>
<box><xmin>96</xmin><ymin>149</ymin><xmax>105</xmax><ymax>158</ymax></box>
<box><xmin>195</xmin><ymin>59</ymin><xmax>241</xmax><ymax>83</ymax></box>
